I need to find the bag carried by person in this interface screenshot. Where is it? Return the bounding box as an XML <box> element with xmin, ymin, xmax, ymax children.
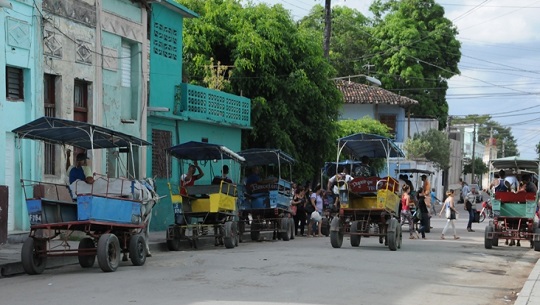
<box><xmin>305</xmin><ymin>202</ymin><xmax>315</xmax><ymax>214</ymax></box>
<box><xmin>445</xmin><ymin>208</ymin><xmax>451</xmax><ymax>219</ymax></box>
<box><xmin>311</xmin><ymin>211</ymin><xmax>322</xmax><ymax>222</ymax></box>
<box><xmin>450</xmin><ymin>209</ymin><xmax>456</xmax><ymax>220</ymax></box>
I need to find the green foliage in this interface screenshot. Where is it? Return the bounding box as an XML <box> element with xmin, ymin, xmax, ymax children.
<box><xmin>179</xmin><ymin>0</ymin><xmax>342</xmax><ymax>182</ymax></box>
<box><xmin>368</xmin><ymin>0</ymin><xmax>461</xmax><ymax>129</ymax></box>
<box><xmin>336</xmin><ymin>117</ymin><xmax>391</xmax><ymax>139</ymax></box>
<box><xmin>299</xmin><ymin>5</ymin><xmax>372</xmax><ymax>77</ymax></box>
<box><xmin>452</xmin><ymin>115</ymin><xmax>518</xmax><ymax>158</ymax></box>
<box><xmin>413</xmin><ymin>129</ymin><xmax>450</xmax><ymax>170</ymax></box>
<box><xmin>462</xmin><ymin>157</ymin><xmax>489</xmax><ymax>175</ymax></box>
<box><xmin>403</xmin><ymin>137</ymin><xmax>431</xmax><ymax>160</ymax></box>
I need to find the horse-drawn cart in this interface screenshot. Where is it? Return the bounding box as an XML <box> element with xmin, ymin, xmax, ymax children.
<box><xmin>236</xmin><ymin>148</ymin><xmax>296</xmax><ymax>241</ymax></box>
<box><xmin>165</xmin><ymin>141</ymin><xmax>245</xmax><ymax>250</ymax></box>
<box><xmin>484</xmin><ymin>157</ymin><xmax>540</xmax><ymax>250</ymax></box>
<box><xmin>329</xmin><ymin>133</ymin><xmax>405</xmax><ymax>251</ymax></box>
<box><xmin>13</xmin><ymin>117</ymin><xmax>158</xmax><ymax>274</ymax></box>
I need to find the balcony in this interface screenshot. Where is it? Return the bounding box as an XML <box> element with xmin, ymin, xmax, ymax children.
<box><xmin>174</xmin><ymin>83</ymin><xmax>251</xmax><ymax>128</ymax></box>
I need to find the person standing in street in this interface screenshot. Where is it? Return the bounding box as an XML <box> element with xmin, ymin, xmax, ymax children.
<box><xmin>465</xmin><ymin>185</ymin><xmax>481</xmax><ymax>232</ymax></box>
<box><xmin>439</xmin><ymin>189</ymin><xmax>460</xmax><ymax>240</ymax></box>
<box><xmin>460</xmin><ymin>178</ymin><xmax>470</xmax><ymax>204</ymax></box>
<box><xmin>421</xmin><ymin>174</ymin><xmax>431</xmax><ymax>213</ymax></box>
<box><xmin>401</xmin><ymin>184</ymin><xmax>416</xmax><ymax>239</ymax></box>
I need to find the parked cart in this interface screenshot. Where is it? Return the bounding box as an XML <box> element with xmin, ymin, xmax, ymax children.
<box><xmin>165</xmin><ymin>141</ymin><xmax>245</xmax><ymax>250</ymax></box>
<box><xmin>329</xmin><ymin>133</ymin><xmax>405</xmax><ymax>251</ymax></box>
<box><xmin>236</xmin><ymin>149</ymin><xmax>295</xmax><ymax>241</ymax></box>
<box><xmin>13</xmin><ymin>117</ymin><xmax>159</xmax><ymax>274</ymax></box>
<box><xmin>484</xmin><ymin>157</ymin><xmax>540</xmax><ymax>250</ymax></box>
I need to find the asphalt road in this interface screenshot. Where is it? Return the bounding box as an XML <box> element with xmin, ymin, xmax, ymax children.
<box><xmin>0</xmin><ymin>217</ymin><xmax>538</xmax><ymax>305</ymax></box>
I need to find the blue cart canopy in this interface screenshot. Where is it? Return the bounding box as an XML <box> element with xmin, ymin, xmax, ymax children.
<box><xmin>12</xmin><ymin>117</ymin><xmax>151</xmax><ymax>149</ymax></box>
<box><xmin>237</xmin><ymin>148</ymin><xmax>295</xmax><ymax>167</ymax></box>
<box><xmin>338</xmin><ymin>133</ymin><xmax>405</xmax><ymax>159</ymax></box>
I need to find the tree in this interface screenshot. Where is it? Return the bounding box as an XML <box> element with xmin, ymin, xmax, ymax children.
<box><xmin>369</xmin><ymin>0</ymin><xmax>461</xmax><ymax>129</ymax></box>
<box><xmin>403</xmin><ymin>137</ymin><xmax>431</xmax><ymax>160</ymax></box>
<box><xmin>179</xmin><ymin>0</ymin><xmax>342</xmax><ymax>182</ymax></box>
<box><xmin>412</xmin><ymin>129</ymin><xmax>450</xmax><ymax>170</ymax></box>
<box><xmin>336</xmin><ymin>117</ymin><xmax>391</xmax><ymax>139</ymax></box>
<box><xmin>462</xmin><ymin>157</ymin><xmax>488</xmax><ymax>176</ymax></box>
<box><xmin>452</xmin><ymin>115</ymin><xmax>518</xmax><ymax>158</ymax></box>
<box><xmin>299</xmin><ymin>5</ymin><xmax>372</xmax><ymax>78</ymax></box>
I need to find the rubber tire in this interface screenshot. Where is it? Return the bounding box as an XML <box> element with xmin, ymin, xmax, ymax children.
<box><xmin>250</xmin><ymin>221</ymin><xmax>261</xmax><ymax>241</ymax></box>
<box><xmin>280</xmin><ymin>219</ymin><xmax>291</xmax><ymax>241</ymax></box>
<box><xmin>329</xmin><ymin>217</ymin><xmax>343</xmax><ymax>248</ymax></box>
<box><xmin>129</xmin><ymin>234</ymin><xmax>147</xmax><ymax>266</ymax></box>
<box><xmin>21</xmin><ymin>237</ymin><xmax>47</xmax><ymax>275</ymax></box>
<box><xmin>485</xmin><ymin>225</ymin><xmax>494</xmax><ymax>249</ymax></box>
<box><xmin>97</xmin><ymin>233</ymin><xmax>121</xmax><ymax>272</ymax></box>
<box><xmin>387</xmin><ymin>218</ymin><xmax>399</xmax><ymax>251</ymax></box>
<box><xmin>321</xmin><ymin>218</ymin><xmax>330</xmax><ymax>237</ymax></box>
<box><xmin>289</xmin><ymin>218</ymin><xmax>295</xmax><ymax>240</ymax></box>
<box><xmin>166</xmin><ymin>225</ymin><xmax>181</xmax><ymax>251</ymax></box>
<box><xmin>224</xmin><ymin>221</ymin><xmax>237</xmax><ymax>249</ymax></box>
<box><xmin>78</xmin><ymin>238</ymin><xmax>96</xmax><ymax>268</ymax></box>
<box><xmin>350</xmin><ymin>221</ymin><xmax>361</xmax><ymax>247</ymax></box>
<box><xmin>397</xmin><ymin>224</ymin><xmax>402</xmax><ymax>249</ymax></box>
<box><xmin>534</xmin><ymin>228</ymin><xmax>540</xmax><ymax>251</ymax></box>
<box><xmin>493</xmin><ymin>229</ymin><xmax>499</xmax><ymax>247</ymax></box>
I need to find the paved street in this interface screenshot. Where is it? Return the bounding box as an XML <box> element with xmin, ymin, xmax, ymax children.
<box><xmin>0</xmin><ymin>217</ymin><xmax>538</xmax><ymax>305</ymax></box>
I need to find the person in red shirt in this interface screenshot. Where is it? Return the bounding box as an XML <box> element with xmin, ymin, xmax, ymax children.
<box><xmin>180</xmin><ymin>160</ymin><xmax>204</xmax><ymax>196</ymax></box>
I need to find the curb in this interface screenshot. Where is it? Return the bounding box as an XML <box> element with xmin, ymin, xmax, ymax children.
<box><xmin>515</xmin><ymin>257</ymin><xmax>540</xmax><ymax>305</ymax></box>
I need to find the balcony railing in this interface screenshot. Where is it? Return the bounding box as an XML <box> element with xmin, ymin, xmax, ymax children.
<box><xmin>174</xmin><ymin>83</ymin><xmax>251</xmax><ymax>128</ymax></box>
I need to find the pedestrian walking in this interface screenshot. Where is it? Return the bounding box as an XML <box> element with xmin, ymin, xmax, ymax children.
<box><xmin>439</xmin><ymin>189</ymin><xmax>460</xmax><ymax>240</ymax></box>
<box><xmin>401</xmin><ymin>184</ymin><xmax>416</xmax><ymax>239</ymax></box>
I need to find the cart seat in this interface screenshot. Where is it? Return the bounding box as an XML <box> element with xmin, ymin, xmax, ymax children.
<box><xmin>495</xmin><ymin>192</ymin><xmax>536</xmax><ymax>203</ymax></box>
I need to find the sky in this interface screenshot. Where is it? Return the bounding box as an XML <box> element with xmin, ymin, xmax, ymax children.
<box><xmin>247</xmin><ymin>0</ymin><xmax>540</xmax><ymax>159</ymax></box>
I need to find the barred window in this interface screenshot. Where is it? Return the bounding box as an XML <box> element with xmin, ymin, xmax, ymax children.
<box><xmin>152</xmin><ymin>129</ymin><xmax>172</xmax><ymax>178</ymax></box>
<box><xmin>6</xmin><ymin>66</ymin><xmax>24</xmax><ymax>100</ymax></box>
<box><xmin>44</xmin><ymin>74</ymin><xmax>57</xmax><ymax>175</ymax></box>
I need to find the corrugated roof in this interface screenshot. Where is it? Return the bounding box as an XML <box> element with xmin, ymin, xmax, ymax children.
<box><xmin>336</xmin><ymin>80</ymin><xmax>418</xmax><ymax>106</ymax></box>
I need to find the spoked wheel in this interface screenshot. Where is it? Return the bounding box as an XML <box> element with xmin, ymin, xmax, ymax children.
<box><xmin>97</xmin><ymin>233</ymin><xmax>121</xmax><ymax>272</ymax></box>
<box><xmin>166</xmin><ymin>225</ymin><xmax>182</xmax><ymax>251</ymax></box>
<box><xmin>329</xmin><ymin>217</ymin><xmax>343</xmax><ymax>248</ymax></box>
<box><xmin>350</xmin><ymin>221</ymin><xmax>361</xmax><ymax>247</ymax></box>
<box><xmin>479</xmin><ymin>211</ymin><xmax>486</xmax><ymax>223</ymax></box>
<box><xmin>485</xmin><ymin>225</ymin><xmax>494</xmax><ymax>249</ymax></box>
<box><xmin>223</xmin><ymin>221</ymin><xmax>238</xmax><ymax>249</ymax></box>
<box><xmin>387</xmin><ymin>218</ymin><xmax>399</xmax><ymax>251</ymax></box>
<box><xmin>129</xmin><ymin>234</ymin><xmax>147</xmax><ymax>266</ymax></box>
<box><xmin>21</xmin><ymin>237</ymin><xmax>47</xmax><ymax>275</ymax></box>
<box><xmin>280</xmin><ymin>218</ymin><xmax>291</xmax><ymax>241</ymax></box>
<box><xmin>78</xmin><ymin>238</ymin><xmax>96</xmax><ymax>268</ymax></box>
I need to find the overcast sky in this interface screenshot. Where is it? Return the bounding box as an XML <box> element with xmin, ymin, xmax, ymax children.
<box><xmin>247</xmin><ymin>0</ymin><xmax>540</xmax><ymax>159</ymax></box>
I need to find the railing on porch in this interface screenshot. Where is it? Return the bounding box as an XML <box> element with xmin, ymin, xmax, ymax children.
<box><xmin>174</xmin><ymin>83</ymin><xmax>251</xmax><ymax>128</ymax></box>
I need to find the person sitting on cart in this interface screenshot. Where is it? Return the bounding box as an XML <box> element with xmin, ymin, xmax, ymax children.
<box><xmin>212</xmin><ymin>165</ymin><xmax>233</xmax><ymax>185</ymax></box>
<box><xmin>521</xmin><ymin>174</ymin><xmax>537</xmax><ymax>193</ymax></box>
<box><xmin>327</xmin><ymin>168</ymin><xmax>352</xmax><ymax>207</ymax></box>
<box><xmin>69</xmin><ymin>153</ymin><xmax>94</xmax><ymax>184</ymax></box>
<box><xmin>488</xmin><ymin>172</ymin><xmax>511</xmax><ymax>193</ymax></box>
<box><xmin>180</xmin><ymin>160</ymin><xmax>204</xmax><ymax>196</ymax></box>
<box><xmin>353</xmin><ymin>156</ymin><xmax>377</xmax><ymax>177</ymax></box>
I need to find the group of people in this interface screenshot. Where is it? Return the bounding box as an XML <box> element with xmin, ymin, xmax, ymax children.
<box><xmin>290</xmin><ymin>183</ymin><xmax>329</xmax><ymax>237</ymax></box>
<box><xmin>400</xmin><ymin>174</ymin><xmax>433</xmax><ymax>240</ymax></box>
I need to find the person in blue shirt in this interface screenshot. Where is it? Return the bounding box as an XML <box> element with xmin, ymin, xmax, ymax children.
<box><xmin>69</xmin><ymin>153</ymin><xmax>94</xmax><ymax>184</ymax></box>
<box><xmin>430</xmin><ymin>188</ymin><xmax>439</xmax><ymax>215</ymax></box>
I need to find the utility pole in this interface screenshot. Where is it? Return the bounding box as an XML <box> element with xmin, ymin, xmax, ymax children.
<box><xmin>323</xmin><ymin>0</ymin><xmax>331</xmax><ymax>59</ymax></box>
<box><xmin>471</xmin><ymin>123</ymin><xmax>476</xmax><ymax>184</ymax></box>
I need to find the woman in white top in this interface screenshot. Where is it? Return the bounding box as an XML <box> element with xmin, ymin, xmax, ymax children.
<box><xmin>439</xmin><ymin>189</ymin><xmax>460</xmax><ymax>240</ymax></box>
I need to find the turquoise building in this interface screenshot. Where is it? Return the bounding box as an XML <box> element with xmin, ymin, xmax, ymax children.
<box><xmin>146</xmin><ymin>1</ymin><xmax>251</xmax><ymax>231</ymax></box>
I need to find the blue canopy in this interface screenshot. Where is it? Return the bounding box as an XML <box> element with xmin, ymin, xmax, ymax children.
<box><xmin>167</xmin><ymin>141</ymin><xmax>245</xmax><ymax>162</ymax></box>
<box><xmin>12</xmin><ymin>117</ymin><xmax>151</xmax><ymax>149</ymax></box>
<box><xmin>337</xmin><ymin>133</ymin><xmax>405</xmax><ymax>159</ymax></box>
<box><xmin>237</xmin><ymin>148</ymin><xmax>295</xmax><ymax>167</ymax></box>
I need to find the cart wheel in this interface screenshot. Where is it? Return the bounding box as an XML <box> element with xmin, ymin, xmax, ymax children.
<box><xmin>534</xmin><ymin>228</ymin><xmax>540</xmax><ymax>251</ymax></box>
<box><xmin>321</xmin><ymin>218</ymin><xmax>330</xmax><ymax>237</ymax></box>
<box><xmin>129</xmin><ymin>234</ymin><xmax>147</xmax><ymax>266</ymax></box>
<box><xmin>280</xmin><ymin>218</ymin><xmax>291</xmax><ymax>241</ymax></box>
<box><xmin>289</xmin><ymin>218</ymin><xmax>295</xmax><ymax>240</ymax></box>
<box><xmin>97</xmin><ymin>233</ymin><xmax>121</xmax><ymax>272</ymax></box>
<box><xmin>350</xmin><ymin>221</ymin><xmax>361</xmax><ymax>247</ymax></box>
<box><xmin>492</xmin><ymin>229</ymin><xmax>499</xmax><ymax>247</ymax></box>
<box><xmin>166</xmin><ymin>225</ymin><xmax>181</xmax><ymax>251</ymax></box>
<box><xmin>224</xmin><ymin>221</ymin><xmax>237</xmax><ymax>249</ymax></box>
<box><xmin>330</xmin><ymin>217</ymin><xmax>343</xmax><ymax>248</ymax></box>
<box><xmin>21</xmin><ymin>237</ymin><xmax>47</xmax><ymax>275</ymax></box>
<box><xmin>78</xmin><ymin>238</ymin><xmax>96</xmax><ymax>268</ymax></box>
<box><xmin>397</xmin><ymin>224</ymin><xmax>402</xmax><ymax>249</ymax></box>
<box><xmin>251</xmin><ymin>221</ymin><xmax>261</xmax><ymax>241</ymax></box>
<box><xmin>387</xmin><ymin>218</ymin><xmax>399</xmax><ymax>251</ymax></box>
<box><xmin>238</xmin><ymin>221</ymin><xmax>245</xmax><ymax>243</ymax></box>
<box><xmin>484</xmin><ymin>225</ymin><xmax>494</xmax><ymax>249</ymax></box>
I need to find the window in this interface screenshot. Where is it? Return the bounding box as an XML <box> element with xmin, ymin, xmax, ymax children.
<box><xmin>44</xmin><ymin>74</ymin><xmax>57</xmax><ymax>175</ymax></box>
<box><xmin>121</xmin><ymin>43</ymin><xmax>131</xmax><ymax>87</ymax></box>
<box><xmin>379</xmin><ymin>114</ymin><xmax>397</xmax><ymax>138</ymax></box>
<box><xmin>6</xmin><ymin>66</ymin><xmax>24</xmax><ymax>100</ymax></box>
<box><xmin>74</xmin><ymin>80</ymin><xmax>89</xmax><ymax>123</ymax></box>
<box><xmin>152</xmin><ymin>129</ymin><xmax>172</xmax><ymax>178</ymax></box>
